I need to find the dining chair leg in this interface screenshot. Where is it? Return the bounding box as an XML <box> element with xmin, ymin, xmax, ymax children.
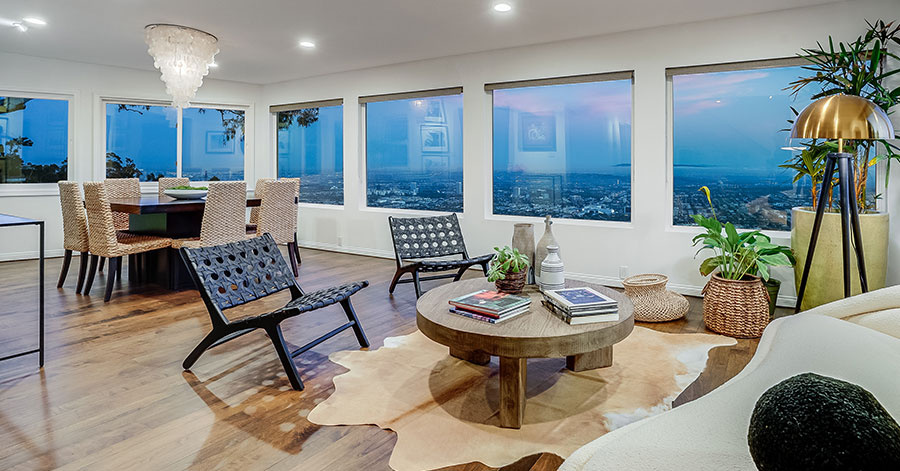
<box><xmin>293</xmin><ymin>234</ymin><xmax>302</xmax><ymax>266</ymax></box>
<box><xmin>75</xmin><ymin>251</ymin><xmax>89</xmax><ymax>294</ymax></box>
<box><xmin>136</xmin><ymin>253</ymin><xmax>143</xmax><ymax>283</ymax></box>
<box><xmin>287</xmin><ymin>243</ymin><xmax>299</xmax><ymax>278</ymax></box>
<box><xmin>104</xmin><ymin>256</ymin><xmax>120</xmax><ymax>302</ymax></box>
<box><xmin>83</xmin><ymin>255</ymin><xmax>100</xmax><ymax>295</ymax></box>
<box><xmin>98</xmin><ymin>256</ymin><xmax>105</xmax><ymax>273</ymax></box>
<box><xmin>57</xmin><ymin>249</ymin><xmax>73</xmax><ymax>289</ymax></box>
<box><xmin>116</xmin><ymin>256</ymin><xmax>123</xmax><ymax>281</ymax></box>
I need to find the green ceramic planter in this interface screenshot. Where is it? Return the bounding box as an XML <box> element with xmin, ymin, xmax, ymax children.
<box><xmin>791</xmin><ymin>207</ymin><xmax>889</xmax><ymax>311</ymax></box>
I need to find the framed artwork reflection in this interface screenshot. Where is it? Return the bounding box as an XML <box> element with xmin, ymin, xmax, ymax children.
<box><xmin>424</xmin><ymin>99</ymin><xmax>446</xmax><ymax>122</ymax></box>
<box><xmin>519</xmin><ymin>113</ymin><xmax>556</xmax><ymax>152</ymax></box>
<box><xmin>421</xmin><ymin>125</ymin><xmax>449</xmax><ymax>153</ymax></box>
<box><xmin>206</xmin><ymin>131</ymin><xmax>235</xmax><ymax>154</ymax></box>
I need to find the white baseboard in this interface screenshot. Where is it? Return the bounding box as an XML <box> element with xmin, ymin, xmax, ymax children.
<box><xmin>297</xmin><ymin>240</ymin><xmax>395</xmax><ymax>260</ymax></box>
<box><xmin>0</xmin><ymin>248</ymin><xmax>67</xmax><ymax>262</ymax></box>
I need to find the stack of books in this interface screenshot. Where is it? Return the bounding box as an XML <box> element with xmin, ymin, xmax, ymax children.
<box><xmin>543</xmin><ymin>287</ymin><xmax>619</xmax><ymax>325</ymax></box>
<box><xmin>448</xmin><ymin>290</ymin><xmax>531</xmax><ymax>324</ymax></box>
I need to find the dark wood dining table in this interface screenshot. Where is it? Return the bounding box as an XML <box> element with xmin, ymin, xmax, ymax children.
<box><xmin>108</xmin><ymin>195</ymin><xmax>262</xmax><ymax>290</ymax></box>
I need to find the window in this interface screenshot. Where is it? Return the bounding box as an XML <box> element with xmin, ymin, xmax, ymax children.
<box><xmin>669</xmin><ymin>61</ymin><xmax>851</xmax><ymax>231</ymax></box>
<box><xmin>364</xmin><ymin>89</ymin><xmax>463</xmax><ymax>212</ymax></box>
<box><xmin>490</xmin><ymin>74</ymin><xmax>633</xmax><ymax>221</ymax></box>
<box><xmin>105</xmin><ymin>103</ymin><xmax>177</xmax><ymax>181</ymax></box>
<box><xmin>0</xmin><ymin>96</ymin><xmax>69</xmax><ymax>183</ymax></box>
<box><xmin>275</xmin><ymin>101</ymin><xmax>343</xmax><ymax>205</ymax></box>
<box><xmin>182</xmin><ymin>107</ymin><xmax>245</xmax><ymax>181</ymax></box>
<box><xmin>105</xmin><ymin>102</ymin><xmax>247</xmax><ymax>182</ymax></box>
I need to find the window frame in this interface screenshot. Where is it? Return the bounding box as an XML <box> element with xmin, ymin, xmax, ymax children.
<box><xmin>663</xmin><ymin>57</ymin><xmax>887</xmax><ymax>235</ymax></box>
<box><xmin>484</xmin><ymin>71</ymin><xmax>636</xmax><ymax>227</ymax></box>
<box><xmin>99</xmin><ymin>96</ymin><xmax>252</xmax><ymax>193</ymax></box>
<box><xmin>270</xmin><ymin>98</ymin><xmax>346</xmax><ymax>208</ymax></box>
<box><xmin>0</xmin><ymin>89</ymin><xmax>75</xmax><ymax>196</ymax></box>
<box><xmin>359</xmin><ymin>87</ymin><xmax>465</xmax><ymax>215</ymax></box>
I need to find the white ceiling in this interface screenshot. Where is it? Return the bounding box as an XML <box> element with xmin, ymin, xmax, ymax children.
<box><xmin>0</xmin><ymin>0</ymin><xmax>838</xmax><ymax>85</ymax></box>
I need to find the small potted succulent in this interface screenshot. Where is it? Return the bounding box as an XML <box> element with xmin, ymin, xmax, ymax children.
<box><xmin>487</xmin><ymin>246</ymin><xmax>530</xmax><ymax>294</ymax></box>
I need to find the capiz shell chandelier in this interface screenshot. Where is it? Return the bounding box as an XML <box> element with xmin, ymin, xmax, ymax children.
<box><xmin>145</xmin><ymin>24</ymin><xmax>219</xmax><ymax>108</ymax></box>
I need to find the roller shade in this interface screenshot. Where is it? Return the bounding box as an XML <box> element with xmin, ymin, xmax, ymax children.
<box><xmin>666</xmin><ymin>57</ymin><xmax>809</xmax><ymax>77</ymax></box>
<box><xmin>358</xmin><ymin>87</ymin><xmax>463</xmax><ymax>104</ymax></box>
<box><xmin>485</xmin><ymin>71</ymin><xmax>633</xmax><ymax>91</ymax></box>
<box><xmin>270</xmin><ymin>98</ymin><xmax>343</xmax><ymax>113</ymax></box>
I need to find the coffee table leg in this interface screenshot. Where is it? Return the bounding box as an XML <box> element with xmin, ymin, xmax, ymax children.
<box><xmin>499</xmin><ymin>356</ymin><xmax>527</xmax><ymax>429</ymax></box>
<box><xmin>449</xmin><ymin>347</ymin><xmax>491</xmax><ymax>365</ymax></box>
<box><xmin>566</xmin><ymin>346</ymin><xmax>613</xmax><ymax>372</ymax></box>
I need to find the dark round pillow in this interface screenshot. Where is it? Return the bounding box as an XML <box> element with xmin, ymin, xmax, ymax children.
<box><xmin>748</xmin><ymin>372</ymin><xmax>900</xmax><ymax>471</ymax></box>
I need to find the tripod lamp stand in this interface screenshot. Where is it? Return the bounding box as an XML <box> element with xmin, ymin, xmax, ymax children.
<box><xmin>791</xmin><ymin>94</ymin><xmax>894</xmax><ymax>313</ymax></box>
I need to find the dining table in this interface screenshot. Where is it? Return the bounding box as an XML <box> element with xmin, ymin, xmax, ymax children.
<box><xmin>107</xmin><ymin>195</ymin><xmax>262</xmax><ymax>290</ymax></box>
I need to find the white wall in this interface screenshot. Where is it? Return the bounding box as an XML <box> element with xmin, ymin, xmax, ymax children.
<box><xmin>259</xmin><ymin>0</ymin><xmax>900</xmax><ymax>304</ymax></box>
<box><xmin>0</xmin><ymin>52</ymin><xmax>261</xmax><ymax>261</ymax></box>
<box><xmin>0</xmin><ymin>0</ymin><xmax>897</xmax><ymax>305</ymax></box>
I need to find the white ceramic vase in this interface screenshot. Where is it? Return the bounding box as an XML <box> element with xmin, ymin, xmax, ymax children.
<box><xmin>540</xmin><ymin>245</ymin><xmax>565</xmax><ymax>291</ymax></box>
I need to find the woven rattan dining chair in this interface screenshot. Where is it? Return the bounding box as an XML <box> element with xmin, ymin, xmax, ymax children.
<box><xmin>82</xmin><ymin>181</ymin><xmax>173</xmax><ymax>302</ymax></box>
<box><xmin>255</xmin><ymin>178</ymin><xmax>301</xmax><ymax>277</ymax></box>
<box><xmin>247</xmin><ymin>178</ymin><xmax>275</xmax><ymax>233</ymax></box>
<box><xmin>171</xmin><ymin>181</ymin><xmax>249</xmax><ymax>249</ymax></box>
<box><xmin>158</xmin><ymin>177</ymin><xmax>190</xmax><ymax>198</ymax></box>
<box><xmin>105</xmin><ymin>177</ymin><xmax>140</xmax><ymax>231</ymax></box>
<box><xmin>57</xmin><ymin>181</ymin><xmax>91</xmax><ymax>293</ymax></box>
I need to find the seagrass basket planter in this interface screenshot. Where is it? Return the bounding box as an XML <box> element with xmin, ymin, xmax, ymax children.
<box><xmin>495</xmin><ymin>269</ymin><xmax>527</xmax><ymax>294</ymax></box>
<box><xmin>701</xmin><ymin>274</ymin><xmax>770</xmax><ymax>338</ymax></box>
<box><xmin>622</xmin><ymin>274</ymin><xmax>688</xmax><ymax>322</ymax></box>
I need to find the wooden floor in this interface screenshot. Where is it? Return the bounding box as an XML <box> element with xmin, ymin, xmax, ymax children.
<box><xmin>0</xmin><ymin>248</ymin><xmax>781</xmax><ymax>471</ymax></box>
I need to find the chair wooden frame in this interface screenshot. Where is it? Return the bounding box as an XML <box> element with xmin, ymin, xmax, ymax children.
<box><xmin>179</xmin><ymin>234</ymin><xmax>370</xmax><ymax>390</ymax></box>
<box><xmin>387</xmin><ymin>213</ymin><xmax>491</xmax><ymax>298</ymax></box>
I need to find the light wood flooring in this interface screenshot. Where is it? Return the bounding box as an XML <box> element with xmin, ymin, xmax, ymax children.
<box><xmin>0</xmin><ymin>248</ymin><xmax>782</xmax><ymax>471</ymax></box>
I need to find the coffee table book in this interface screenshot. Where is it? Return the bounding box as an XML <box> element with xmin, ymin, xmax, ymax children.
<box><xmin>449</xmin><ymin>290</ymin><xmax>530</xmax><ymax>317</ymax></box>
<box><xmin>449</xmin><ymin>306</ymin><xmax>529</xmax><ymax>324</ymax></box>
<box><xmin>543</xmin><ymin>300</ymin><xmax>619</xmax><ymax>325</ymax></box>
<box><xmin>543</xmin><ymin>287</ymin><xmax>617</xmax><ymax>312</ymax></box>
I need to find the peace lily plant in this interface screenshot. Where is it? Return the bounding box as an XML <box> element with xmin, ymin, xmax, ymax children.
<box><xmin>692</xmin><ymin>187</ymin><xmax>795</xmax><ymax>282</ymax></box>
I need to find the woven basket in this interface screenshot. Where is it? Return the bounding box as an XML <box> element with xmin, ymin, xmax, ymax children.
<box><xmin>622</xmin><ymin>274</ymin><xmax>688</xmax><ymax>322</ymax></box>
<box><xmin>702</xmin><ymin>274</ymin><xmax>770</xmax><ymax>338</ymax></box>
<box><xmin>495</xmin><ymin>270</ymin><xmax>527</xmax><ymax>294</ymax></box>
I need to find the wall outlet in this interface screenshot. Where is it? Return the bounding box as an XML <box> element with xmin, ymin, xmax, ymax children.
<box><xmin>337</xmin><ymin>236</ymin><xmax>343</xmax><ymax>247</ymax></box>
<box><xmin>619</xmin><ymin>266</ymin><xmax>628</xmax><ymax>279</ymax></box>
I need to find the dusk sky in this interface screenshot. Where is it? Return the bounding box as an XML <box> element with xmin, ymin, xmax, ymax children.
<box><xmin>673</xmin><ymin>65</ymin><xmax>816</xmax><ymax>180</ymax></box>
<box><xmin>493</xmin><ymin>79</ymin><xmax>633</xmax><ymax>175</ymax></box>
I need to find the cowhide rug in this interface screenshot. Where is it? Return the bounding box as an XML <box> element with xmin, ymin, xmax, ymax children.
<box><xmin>308</xmin><ymin>326</ymin><xmax>736</xmax><ymax>471</ymax></box>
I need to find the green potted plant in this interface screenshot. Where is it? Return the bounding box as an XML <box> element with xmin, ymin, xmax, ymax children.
<box><xmin>693</xmin><ymin>187</ymin><xmax>795</xmax><ymax>337</ymax></box>
<box><xmin>783</xmin><ymin>19</ymin><xmax>899</xmax><ymax>310</ymax></box>
<box><xmin>487</xmin><ymin>246</ymin><xmax>530</xmax><ymax>294</ymax></box>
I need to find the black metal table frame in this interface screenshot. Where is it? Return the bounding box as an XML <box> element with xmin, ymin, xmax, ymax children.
<box><xmin>0</xmin><ymin>215</ymin><xmax>44</xmax><ymax>367</ymax></box>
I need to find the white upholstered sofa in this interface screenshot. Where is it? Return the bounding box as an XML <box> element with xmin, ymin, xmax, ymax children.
<box><xmin>560</xmin><ymin>285</ymin><xmax>900</xmax><ymax>471</ymax></box>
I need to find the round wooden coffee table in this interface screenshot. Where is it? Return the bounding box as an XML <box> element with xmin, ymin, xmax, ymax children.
<box><xmin>416</xmin><ymin>278</ymin><xmax>634</xmax><ymax>428</ymax></box>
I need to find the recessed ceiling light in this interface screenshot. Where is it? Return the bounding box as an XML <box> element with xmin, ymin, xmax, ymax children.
<box><xmin>494</xmin><ymin>3</ymin><xmax>512</xmax><ymax>12</ymax></box>
<box><xmin>299</xmin><ymin>41</ymin><xmax>316</xmax><ymax>49</ymax></box>
<box><xmin>11</xmin><ymin>22</ymin><xmax>28</xmax><ymax>32</ymax></box>
<box><xmin>23</xmin><ymin>17</ymin><xmax>47</xmax><ymax>26</ymax></box>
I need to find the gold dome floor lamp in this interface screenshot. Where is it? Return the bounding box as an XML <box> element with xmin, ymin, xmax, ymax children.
<box><xmin>792</xmin><ymin>94</ymin><xmax>895</xmax><ymax>313</ymax></box>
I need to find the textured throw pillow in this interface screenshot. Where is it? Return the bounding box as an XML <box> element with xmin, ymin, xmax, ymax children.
<box><xmin>748</xmin><ymin>373</ymin><xmax>900</xmax><ymax>471</ymax></box>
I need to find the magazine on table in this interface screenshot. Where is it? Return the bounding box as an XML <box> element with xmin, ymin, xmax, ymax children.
<box><xmin>449</xmin><ymin>289</ymin><xmax>531</xmax><ymax>316</ymax></box>
<box><xmin>543</xmin><ymin>287</ymin><xmax>617</xmax><ymax>311</ymax></box>
<box><xmin>543</xmin><ymin>300</ymin><xmax>619</xmax><ymax>325</ymax></box>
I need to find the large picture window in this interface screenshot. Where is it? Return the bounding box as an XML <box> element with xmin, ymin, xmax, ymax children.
<box><xmin>0</xmin><ymin>96</ymin><xmax>69</xmax><ymax>183</ymax></box>
<box><xmin>490</xmin><ymin>74</ymin><xmax>633</xmax><ymax>221</ymax></box>
<box><xmin>183</xmin><ymin>107</ymin><xmax>245</xmax><ymax>181</ymax></box>
<box><xmin>670</xmin><ymin>61</ymin><xmax>839</xmax><ymax>231</ymax></box>
<box><xmin>105</xmin><ymin>101</ymin><xmax>246</xmax><ymax>182</ymax></box>
<box><xmin>275</xmin><ymin>102</ymin><xmax>343</xmax><ymax>205</ymax></box>
<box><xmin>364</xmin><ymin>89</ymin><xmax>463</xmax><ymax>212</ymax></box>
<box><xmin>105</xmin><ymin>103</ymin><xmax>177</xmax><ymax>181</ymax></box>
